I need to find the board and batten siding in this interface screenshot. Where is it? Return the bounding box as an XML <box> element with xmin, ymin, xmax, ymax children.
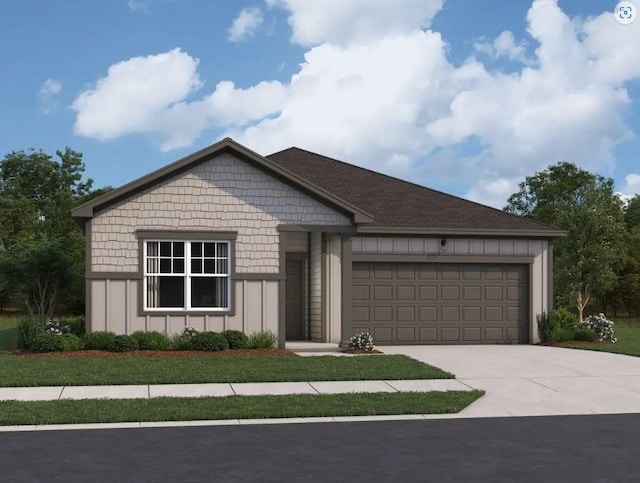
<box><xmin>90</xmin><ymin>279</ymin><xmax>279</xmax><ymax>335</ymax></box>
<box><xmin>87</xmin><ymin>152</ymin><xmax>351</xmax><ymax>335</ymax></box>
<box><xmin>324</xmin><ymin>236</ymin><xmax>342</xmax><ymax>344</ymax></box>
<box><xmin>309</xmin><ymin>232</ymin><xmax>322</xmax><ymax>342</ymax></box>
<box><xmin>352</xmin><ymin>236</ymin><xmax>551</xmax><ymax>344</ymax></box>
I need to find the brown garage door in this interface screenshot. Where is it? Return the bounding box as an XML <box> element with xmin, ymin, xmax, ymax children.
<box><xmin>351</xmin><ymin>263</ymin><xmax>529</xmax><ymax>344</ymax></box>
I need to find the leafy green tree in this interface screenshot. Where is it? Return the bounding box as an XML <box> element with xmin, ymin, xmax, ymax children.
<box><xmin>0</xmin><ymin>148</ymin><xmax>99</xmax><ymax>316</ymax></box>
<box><xmin>505</xmin><ymin>162</ymin><xmax>626</xmax><ymax>320</ymax></box>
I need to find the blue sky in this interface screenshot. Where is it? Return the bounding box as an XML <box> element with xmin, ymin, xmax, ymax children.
<box><xmin>1</xmin><ymin>0</ymin><xmax>639</xmax><ymax>207</ymax></box>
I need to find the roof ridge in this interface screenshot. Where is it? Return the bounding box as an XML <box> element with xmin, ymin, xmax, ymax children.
<box><xmin>267</xmin><ymin>147</ymin><xmax>559</xmax><ymax>232</ymax></box>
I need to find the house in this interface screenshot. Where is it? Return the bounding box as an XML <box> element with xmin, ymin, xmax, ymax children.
<box><xmin>72</xmin><ymin>138</ymin><xmax>564</xmax><ymax>347</ymax></box>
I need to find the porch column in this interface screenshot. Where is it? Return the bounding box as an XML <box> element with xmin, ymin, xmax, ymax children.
<box><xmin>340</xmin><ymin>234</ymin><xmax>353</xmax><ymax>345</ymax></box>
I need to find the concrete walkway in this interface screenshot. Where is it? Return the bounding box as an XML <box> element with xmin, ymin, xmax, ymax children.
<box><xmin>0</xmin><ymin>379</ymin><xmax>471</xmax><ymax>402</ymax></box>
<box><xmin>381</xmin><ymin>345</ymin><xmax>640</xmax><ymax>417</ymax></box>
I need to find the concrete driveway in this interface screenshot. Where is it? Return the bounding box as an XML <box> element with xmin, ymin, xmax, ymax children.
<box><xmin>381</xmin><ymin>345</ymin><xmax>640</xmax><ymax>418</ymax></box>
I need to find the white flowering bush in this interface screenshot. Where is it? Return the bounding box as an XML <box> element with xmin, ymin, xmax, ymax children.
<box><xmin>182</xmin><ymin>326</ymin><xmax>199</xmax><ymax>337</ymax></box>
<box><xmin>349</xmin><ymin>332</ymin><xmax>375</xmax><ymax>351</ymax></box>
<box><xmin>45</xmin><ymin>320</ymin><xmax>71</xmax><ymax>336</ymax></box>
<box><xmin>579</xmin><ymin>313</ymin><xmax>617</xmax><ymax>343</ymax></box>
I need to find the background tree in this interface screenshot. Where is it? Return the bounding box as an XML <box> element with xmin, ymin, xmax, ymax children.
<box><xmin>0</xmin><ymin>148</ymin><xmax>104</xmax><ymax>318</ymax></box>
<box><xmin>504</xmin><ymin>162</ymin><xmax>626</xmax><ymax>320</ymax></box>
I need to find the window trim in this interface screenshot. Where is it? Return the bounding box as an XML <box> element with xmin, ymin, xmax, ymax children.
<box><xmin>136</xmin><ymin>231</ymin><xmax>237</xmax><ymax>316</ymax></box>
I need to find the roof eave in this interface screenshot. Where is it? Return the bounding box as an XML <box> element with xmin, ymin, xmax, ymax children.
<box><xmin>356</xmin><ymin>226</ymin><xmax>568</xmax><ymax>238</ymax></box>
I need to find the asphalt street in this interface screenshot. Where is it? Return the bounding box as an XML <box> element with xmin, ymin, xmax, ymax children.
<box><xmin>1</xmin><ymin>414</ymin><xmax>639</xmax><ymax>483</ymax></box>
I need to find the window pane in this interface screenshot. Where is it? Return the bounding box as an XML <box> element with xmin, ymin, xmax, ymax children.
<box><xmin>204</xmin><ymin>243</ymin><xmax>215</xmax><ymax>257</ymax></box>
<box><xmin>160</xmin><ymin>258</ymin><xmax>172</xmax><ymax>273</ymax></box>
<box><xmin>173</xmin><ymin>242</ymin><xmax>184</xmax><ymax>257</ymax></box>
<box><xmin>173</xmin><ymin>259</ymin><xmax>184</xmax><ymax>274</ymax></box>
<box><xmin>160</xmin><ymin>242</ymin><xmax>171</xmax><ymax>257</ymax></box>
<box><xmin>192</xmin><ymin>242</ymin><xmax>202</xmax><ymax>257</ymax></box>
<box><xmin>217</xmin><ymin>259</ymin><xmax>228</xmax><ymax>274</ymax></box>
<box><xmin>147</xmin><ymin>242</ymin><xmax>159</xmax><ymax>257</ymax></box>
<box><xmin>147</xmin><ymin>258</ymin><xmax>159</xmax><ymax>274</ymax></box>
<box><xmin>157</xmin><ymin>277</ymin><xmax>184</xmax><ymax>308</ymax></box>
<box><xmin>217</xmin><ymin>243</ymin><xmax>229</xmax><ymax>258</ymax></box>
<box><xmin>204</xmin><ymin>259</ymin><xmax>215</xmax><ymax>274</ymax></box>
<box><xmin>191</xmin><ymin>259</ymin><xmax>202</xmax><ymax>274</ymax></box>
<box><xmin>191</xmin><ymin>277</ymin><xmax>228</xmax><ymax>308</ymax></box>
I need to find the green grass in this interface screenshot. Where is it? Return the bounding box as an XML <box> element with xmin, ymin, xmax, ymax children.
<box><xmin>0</xmin><ymin>354</ymin><xmax>453</xmax><ymax>387</ymax></box>
<box><xmin>562</xmin><ymin>318</ymin><xmax>640</xmax><ymax>357</ymax></box>
<box><xmin>0</xmin><ymin>391</ymin><xmax>483</xmax><ymax>426</ymax></box>
<box><xmin>0</xmin><ymin>317</ymin><xmax>20</xmax><ymax>351</ymax></box>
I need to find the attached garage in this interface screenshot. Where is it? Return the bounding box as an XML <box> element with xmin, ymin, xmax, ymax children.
<box><xmin>351</xmin><ymin>262</ymin><xmax>529</xmax><ymax>344</ymax></box>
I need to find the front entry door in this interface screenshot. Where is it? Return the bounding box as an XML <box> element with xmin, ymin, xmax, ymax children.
<box><xmin>285</xmin><ymin>259</ymin><xmax>305</xmax><ymax>340</ymax></box>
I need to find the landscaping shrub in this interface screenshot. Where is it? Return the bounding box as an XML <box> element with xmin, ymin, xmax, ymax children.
<box><xmin>552</xmin><ymin>307</ymin><xmax>580</xmax><ymax>329</ymax></box>
<box><xmin>552</xmin><ymin>327</ymin><xmax>576</xmax><ymax>343</ymax></box>
<box><xmin>221</xmin><ymin>330</ymin><xmax>248</xmax><ymax>350</ymax></box>
<box><xmin>130</xmin><ymin>331</ymin><xmax>171</xmax><ymax>351</ymax></box>
<box><xmin>18</xmin><ymin>316</ymin><xmax>45</xmax><ymax>349</ymax></box>
<box><xmin>60</xmin><ymin>333</ymin><xmax>84</xmax><ymax>352</ymax></box>
<box><xmin>349</xmin><ymin>332</ymin><xmax>375</xmax><ymax>351</ymax></box>
<box><xmin>579</xmin><ymin>313</ymin><xmax>617</xmax><ymax>342</ymax></box>
<box><xmin>190</xmin><ymin>331</ymin><xmax>229</xmax><ymax>352</ymax></box>
<box><xmin>81</xmin><ymin>331</ymin><xmax>117</xmax><ymax>351</ymax></box>
<box><xmin>170</xmin><ymin>334</ymin><xmax>193</xmax><ymax>351</ymax></box>
<box><xmin>107</xmin><ymin>335</ymin><xmax>139</xmax><ymax>352</ymax></box>
<box><xmin>29</xmin><ymin>333</ymin><xmax>65</xmax><ymax>353</ymax></box>
<box><xmin>572</xmin><ymin>328</ymin><xmax>597</xmax><ymax>342</ymax></box>
<box><xmin>45</xmin><ymin>320</ymin><xmax>71</xmax><ymax>335</ymax></box>
<box><xmin>57</xmin><ymin>316</ymin><xmax>86</xmax><ymax>336</ymax></box>
<box><xmin>245</xmin><ymin>330</ymin><xmax>278</xmax><ymax>349</ymax></box>
<box><xmin>537</xmin><ymin>312</ymin><xmax>555</xmax><ymax>343</ymax></box>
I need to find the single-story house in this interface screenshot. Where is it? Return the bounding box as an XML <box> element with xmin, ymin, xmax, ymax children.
<box><xmin>72</xmin><ymin>138</ymin><xmax>564</xmax><ymax>347</ymax></box>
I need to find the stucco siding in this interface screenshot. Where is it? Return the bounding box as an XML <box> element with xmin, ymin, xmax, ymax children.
<box><xmin>309</xmin><ymin>232</ymin><xmax>322</xmax><ymax>342</ymax></box>
<box><xmin>90</xmin><ymin>153</ymin><xmax>350</xmax><ymax>274</ymax></box>
<box><xmin>89</xmin><ymin>279</ymin><xmax>279</xmax><ymax>335</ymax></box>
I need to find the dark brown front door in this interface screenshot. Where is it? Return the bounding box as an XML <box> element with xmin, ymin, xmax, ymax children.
<box><xmin>286</xmin><ymin>259</ymin><xmax>305</xmax><ymax>340</ymax></box>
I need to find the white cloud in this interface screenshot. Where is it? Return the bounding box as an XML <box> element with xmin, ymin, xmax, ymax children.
<box><xmin>474</xmin><ymin>31</ymin><xmax>529</xmax><ymax>63</ymax></box>
<box><xmin>127</xmin><ymin>0</ymin><xmax>150</xmax><ymax>13</ymax></box>
<box><xmin>37</xmin><ymin>78</ymin><xmax>62</xmax><ymax>114</ymax></box>
<box><xmin>73</xmin><ymin>0</ymin><xmax>640</xmax><ymax>208</ymax></box>
<box><xmin>266</xmin><ymin>0</ymin><xmax>443</xmax><ymax>46</ymax></box>
<box><xmin>72</xmin><ymin>48</ymin><xmax>286</xmax><ymax>150</ymax></box>
<box><xmin>228</xmin><ymin>7</ymin><xmax>264</xmax><ymax>42</ymax></box>
<box><xmin>619</xmin><ymin>174</ymin><xmax>640</xmax><ymax>200</ymax></box>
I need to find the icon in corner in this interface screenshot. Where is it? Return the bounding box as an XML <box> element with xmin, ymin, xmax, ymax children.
<box><xmin>615</xmin><ymin>1</ymin><xmax>636</xmax><ymax>24</ymax></box>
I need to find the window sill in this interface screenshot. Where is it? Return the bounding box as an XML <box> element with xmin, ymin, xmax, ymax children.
<box><xmin>140</xmin><ymin>309</ymin><xmax>235</xmax><ymax>317</ymax></box>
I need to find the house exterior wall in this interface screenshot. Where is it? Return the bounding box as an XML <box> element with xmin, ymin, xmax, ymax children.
<box><xmin>89</xmin><ymin>279</ymin><xmax>279</xmax><ymax>335</ymax></box>
<box><xmin>87</xmin><ymin>152</ymin><xmax>352</xmax><ymax>336</ymax></box>
<box><xmin>324</xmin><ymin>235</ymin><xmax>342</xmax><ymax>344</ymax></box>
<box><xmin>309</xmin><ymin>232</ymin><xmax>322</xmax><ymax>342</ymax></box>
<box><xmin>90</xmin><ymin>152</ymin><xmax>350</xmax><ymax>274</ymax></box>
<box><xmin>352</xmin><ymin>236</ymin><xmax>551</xmax><ymax>344</ymax></box>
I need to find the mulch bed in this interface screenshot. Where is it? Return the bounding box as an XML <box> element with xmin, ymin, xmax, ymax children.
<box><xmin>10</xmin><ymin>349</ymin><xmax>296</xmax><ymax>358</ymax></box>
<box><xmin>341</xmin><ymin>349</ymin><xmax>383</xmax><ymax>354</ymax></box>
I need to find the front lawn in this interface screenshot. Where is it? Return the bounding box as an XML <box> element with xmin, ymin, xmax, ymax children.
<box><xmin>0</xmin><ymin>353</ymin><xmax>453</xmax><ymax>387</ymax></box>
<box><xmin>0</xmin><ymin>391</ymin><xmax>483</xmax><ymax>426</ymax></box>
<box><xmin>561</xmin><ymin>318</ymin><xmax>640</xmax><ymax>357</ymax></box>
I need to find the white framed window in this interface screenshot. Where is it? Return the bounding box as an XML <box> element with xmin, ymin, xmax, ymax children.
<box><xmin>144</xmin><ymin>240</ymin><xmax>231</xmax><ymax>311</ymax></box>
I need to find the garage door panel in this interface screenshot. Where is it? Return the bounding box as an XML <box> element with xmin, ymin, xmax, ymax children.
<box><xmin>396</xmin><ymin>327</ymin><xmax>415</xmax><ymax>342</ymax></box>
<box><xmin>396</xmin><ymin>285</ymin><xmax>416</xmax><ymax>300</ymax></box>
<box><xmin>351</xmin><ymin>263</ymin><xmax>528</xmax><ymax>344</ymax></box>
<box><xmin>396</xmin><ymin>306</ymin><xmax>416</xmax><ymax>322</ymax></box>
<box><xmin>463</xmin><ymin>327</ymin><xmax>482</xmax><ymax>342</ymax></box>
<box><xmin>441</xmin><ymin>327</ymin><xmax>460</xmax><ymax>341</ymax></box>
<box><xmin>373</xmin><ymin>327</ymin><xmax>393</xmax><ymax>343</ymax></box>
<box><xmin>373</xmin><ymin>306</ymin><xmax>392</xmax><ymax>322</ymax></box>
<box><xmin>373</xmin><ymin>285</ymin><xmax>392</xmax><ymax>300</ymax></box>
<box><xmin>419</xmin><ymin>286</ymin><xmax>438</xmax><ymax>300</ymax></box>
